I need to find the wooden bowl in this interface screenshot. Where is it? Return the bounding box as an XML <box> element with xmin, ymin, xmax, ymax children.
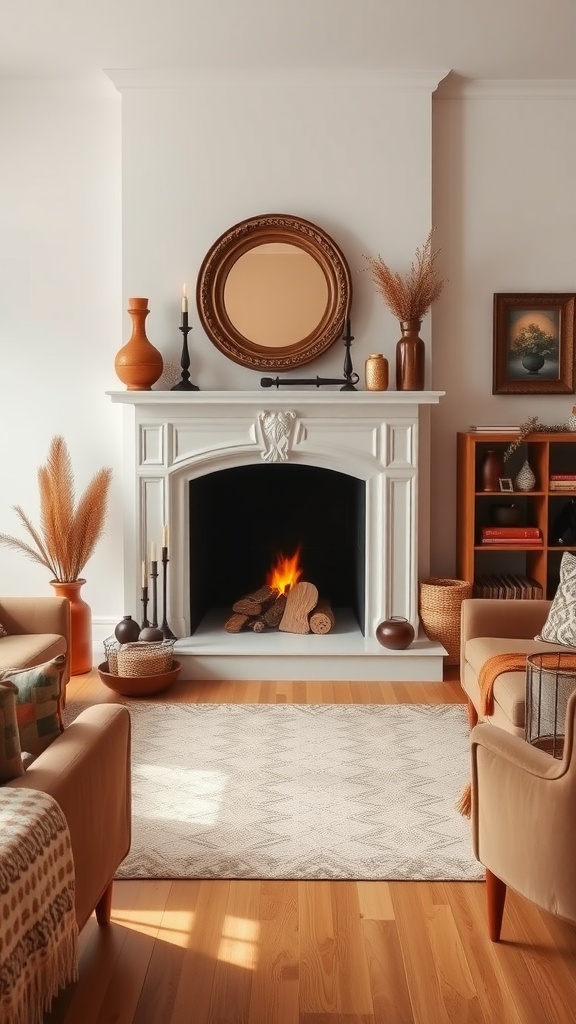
<box><xmin>97</xmin><ymin>659</ymin><xmax>182</xmax><ymax>697</ymax></box>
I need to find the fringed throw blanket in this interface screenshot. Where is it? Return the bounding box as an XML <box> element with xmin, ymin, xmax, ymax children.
<box><xmin>457</xmin><ymin>653</ymin><xmax>528</xmax><ymax>818</ymax></box>
<box><xmin>0</xmin><ymin>788</ymin><xmax>78</xmax><ymax>1024</ymax></box>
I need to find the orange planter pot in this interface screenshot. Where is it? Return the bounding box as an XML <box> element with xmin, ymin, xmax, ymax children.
<box><xmin>50</xmin><ymin>578</ymin><xmax>93</xmax><ymax>675</ymax></box>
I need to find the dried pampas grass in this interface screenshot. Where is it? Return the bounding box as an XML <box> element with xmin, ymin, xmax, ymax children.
<box><xmin>364</xmin><ymin>229</ymin><xmax>446</xmax><ymax>322</ymax></box>
<box><xmin>0</xmin><ymin>436</ymin><xmax>112</xmax><ymax>582</ymax></box>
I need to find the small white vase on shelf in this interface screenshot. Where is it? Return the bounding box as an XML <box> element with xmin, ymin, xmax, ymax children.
<box><xmin>515</xmin><ymin>459</ymin><xmax>536</xmax><ymax>491</ymax></box>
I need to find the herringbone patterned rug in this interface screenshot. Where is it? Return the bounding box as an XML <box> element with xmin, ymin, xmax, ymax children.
<box><xmin>96</xmin><ymin>702</ymin><xmax>481</xmax><ymax>881</ymax></box>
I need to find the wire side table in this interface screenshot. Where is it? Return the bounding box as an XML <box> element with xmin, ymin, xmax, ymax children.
<box><xmin>525</xmin><ymin>652</ymin><xmax>576</xmax><ymax>758</ymax></box>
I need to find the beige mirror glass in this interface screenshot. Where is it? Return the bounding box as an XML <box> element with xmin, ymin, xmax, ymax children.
<box><xmin>196</xmin><ymin>214</ymin><xmax>352</xmax><ymax>371</ymax></box>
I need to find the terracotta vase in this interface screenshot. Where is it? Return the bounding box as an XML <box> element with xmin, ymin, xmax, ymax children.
<box><xmin>396</xmin><ymin>319</ymin><xmax>425</xmax><ymax>390</ymax></box>
<box><xmin>50</xmin><ymin>578</ymin><xmax>92</xmax><ymax>676</ymax></box>
<box><xmin>481</xmin><ymin>449</ymin><xmax>505</xmax><ymax>491</ymax></box>
<box><xmin>114</xmin><ymin>297</ymin><xmax>164</xmax><ymax>391</ymax></box>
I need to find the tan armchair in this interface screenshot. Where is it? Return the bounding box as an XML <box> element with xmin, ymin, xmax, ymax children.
<box><xmin>470</xmin><ymin>689</ymin><xmax>576</xmax><ymax>940</ymax></box>
<box><xmin>0</xmin><ymin>595</ymin><xmax>70</xmax><ymax>689</ymax></box>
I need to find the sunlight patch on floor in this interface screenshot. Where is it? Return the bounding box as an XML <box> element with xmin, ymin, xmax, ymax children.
<box><xmin>138</xmin><ymin>764</ymin><xmax>229</xmax><ymax>825</ymax></box>
<box><xmin>112</xmin><ymin>910</ymin><xmax>196</xmax><ymax>946</ymax></box>
<box><xmin>217</xmin><ymin>914</ymin><xmax>260</xmax><ymax>970</ymax></box>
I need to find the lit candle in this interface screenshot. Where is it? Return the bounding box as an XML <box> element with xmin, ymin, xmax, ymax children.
<box><xmin>162</xmin><ymin>524</ymin><xmax>168</xmax><ymax>548</ymax></box>
<box><xmin>141</xmin><ymin>560</ymin><xmax>146</xmax><ymax>588</ymax></box>
<box><xmin>150</xmin><ymin>541</ymin><xmax>157</xmax><ymax>563</ymax></box>
<box><xmin>181</xmin><ymin>284</ymin><xmax>188</xmax><ymax>314</ymax></box>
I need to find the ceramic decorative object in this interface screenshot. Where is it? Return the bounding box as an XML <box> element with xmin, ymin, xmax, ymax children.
<box><xmin>481</xmin><ymin>449</ymin><xmax>505</xmax><ymax>491</ymax></box>
<box><xmin>515</xmin><ymin>459</ymin><xmax>536</xmax><ymax>492</ymax></box>
<box><xmin>365</xmin><ymin>354</ymin><xmax>389</xmax><ymax>391</ymax></box>
<box><xmin>50</xmin><ymin>578</ymin><xmax>92</xmax><ymax>675</ymax></box>
<box><xmin>114</xmin><ymin>615</ymin><xmax>141</xmax><ymax>644</ymax></box>
<box><xmin>492</xmin><ymin>503</ymin><xmax>522</xmax><ymax>526</ymax></box>
<box><xmin>114</xmin><ymin>297</ymin><xmax>164</xmax><ymax>391</ymax></box>
<box><xmin>139</xmin><ymin>626</ymin><xmax>165</xmax><ymax>642</ymax></box>
<box><xmin>97</xmin><ymin>659</ymin><xmax>182</xmax><ymax>697</ymax></box>
<box><xmin>396</xmin><ymin>319</ymin><xmax>425</xmax><ymax>391</ymax></box>
<box><xmin>375</xmin><ymin>616</ymin><xmax>415</xmax><ymax>650</ymax></box>
<box><xmin>567</xmin><ymin>406</ymin><xmax>576</xmax><ymax>432</ymax></box>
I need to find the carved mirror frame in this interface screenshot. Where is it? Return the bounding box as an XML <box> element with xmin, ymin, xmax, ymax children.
<box><xmin>196</xmin><ymin>213</ymin><xmax>352</xmax><ymax>371</ymax></box>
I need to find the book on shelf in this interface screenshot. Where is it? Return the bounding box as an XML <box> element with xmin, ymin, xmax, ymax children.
<box><xmin>468</xmin><ymin>425</ymin><xmax>521</xmax><ymax>433</ymax></box>
<box><xmin>481</xmin><ymin>526</ymin><xmax>541</xmax><ymax>539</ymax></box>
<box><xmin>473</xmin><ymin>573</ymin><xmax>543</xmax><ymax>599</ymax></box>
<box><xmin>549</xmin><ymin>481</ymin><xmax>576</xmax><ymax>490</ymax></box>
<box><xmin>480</xmin><ymin>538</ymin><xmax>543</xmax><ymax>545</ymax></box>
<box><xmin>550</xmin><ymin>474</ymin><xmax>576</xmax><ymax>480</ymax></box>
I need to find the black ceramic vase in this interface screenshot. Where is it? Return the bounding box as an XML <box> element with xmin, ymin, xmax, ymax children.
<box><xmin>376</xmin><ymin>616</ymin><xmax>415</xmax><ymax>650</ymax></box>
<box><xmin>114</xmin><ymin>615</ymin><xmax>141</xmax><ymax>643</ymax></box>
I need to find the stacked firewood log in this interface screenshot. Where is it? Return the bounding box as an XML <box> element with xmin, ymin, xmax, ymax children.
<box><xmin>225</xmin><ymin>582</ymin><xmax>335</xmax><ymax>635</ymax></box>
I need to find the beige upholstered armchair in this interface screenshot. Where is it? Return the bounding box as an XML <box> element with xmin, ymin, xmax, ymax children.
<box><xmin>470</xmin><ymin>689</ymin><xmax>576</xmax><ymax>941</ymax></box>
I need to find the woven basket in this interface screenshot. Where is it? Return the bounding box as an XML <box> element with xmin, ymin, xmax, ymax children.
<box><xmin>115</xmin><ymin>640</ymin><xmax>175</xmax><ymax>677</ymax></box>
<box><xmin>418</xmin><ymin>578</ymin><xmax>472</xmax><ymax>666</ymax></box>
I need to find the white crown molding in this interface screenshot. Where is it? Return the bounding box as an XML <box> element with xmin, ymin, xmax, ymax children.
<box><xmin>105</xmin><ymin>68</ymin><xmax>450</xmax><ymax>93</ymax></box>
<box><xmin>437</xmin><ymin>77</ymin><xmax>576</xmax><ymax>99</ymax></box>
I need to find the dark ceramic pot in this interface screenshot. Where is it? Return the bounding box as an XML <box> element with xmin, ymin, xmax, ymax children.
<box><xmin>376</xmin><ymin>616</ymin><xmax>415</xmax><ymax>650</ymax></box>
<box><xmin>139</xmin><ymin>626</ymin><xmax>165</xmax><ymax>642</ymax></box>
<box><xmin>521</xmin><ymin>353</ymin><xmax>545</xmax><ymax>373</ymax></box>
<box><xmin>114</xmin><ymin>615</ymin><xmax>141</xmax><ymax>644</ymax></box>
<box><xmin>492</xmin><ymin>503</ymin><xmax>522</xmax><ymax>526</ymax></box>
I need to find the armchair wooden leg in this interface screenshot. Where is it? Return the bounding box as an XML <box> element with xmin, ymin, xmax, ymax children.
<box><xmin>467</xmin><ymin>699</ymin><xmax>479</xmax><ymax>729</ymax></box>
<box><xmin>95</xmin><ymin>881</ymin><xmax>113</xmax><ymax>925</ymax></box>
<box><xmin>486</xmin><ymin>868</ymin><xmax>507</xmax><ymax>941</ymax></box>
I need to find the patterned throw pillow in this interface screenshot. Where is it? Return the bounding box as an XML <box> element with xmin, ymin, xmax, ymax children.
<box><xmin>0</xmin><ymin>681</ymin><xmax>24</xmax><ymax>782</ymax></box>
<box><xmin>0</xmin><ymin>621</ymin><xmax>7</xmax><ymax>637</ymax></box>
<box><xmin>0</xmin><ymin>654</ymin><xmax>66</xmax><ymax>756</ymax></box>
<box><xmin>535</xmin><ymin>551</ymin><xmax>576</xmax><ymax>647</ymax></box>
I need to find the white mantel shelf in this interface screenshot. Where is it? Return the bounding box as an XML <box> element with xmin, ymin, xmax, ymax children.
<box><xmin>108</xmin><ymin>388</ymin><xmax>446</xmax><ymax>682</ymax></box>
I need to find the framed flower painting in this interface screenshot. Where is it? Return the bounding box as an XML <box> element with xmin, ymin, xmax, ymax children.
<box><xmin>492</xmin><ymin>293</ymin><xmax>576</xmax><ymax>395</ymax></box>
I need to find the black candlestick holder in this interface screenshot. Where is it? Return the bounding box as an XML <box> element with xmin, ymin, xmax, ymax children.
<box><xmin>160</xmin><ymin>546</ymin><xmax>177</xmax><ymax>639</ymax></box>
<box><xmin>150</xmin><ymin>562</ymin><xmax>158</xmax><ymax>627</ymax></box>
<box><xmin>171</xmin><ymin>312</ymin><xmax>200</xmax><ymax>391</ymax></box>
<box><xmin>340</xmin><ymin>317</ymin><xmax>357</xmax><ymax>391</ymax></box>
<box><xmin>140</xmin><ymin>586</ymin><xmax>150</xmax><ymax>629</ymax></box>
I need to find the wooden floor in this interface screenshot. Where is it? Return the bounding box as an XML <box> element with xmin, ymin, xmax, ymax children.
<box><xmin>46</xmin><ymin>669</ymin><xmax>576</xmax><ymax>1024</ymax></box>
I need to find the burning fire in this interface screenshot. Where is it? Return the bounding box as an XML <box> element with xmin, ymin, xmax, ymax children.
<box><xmin>266</xmin><ymin>548</ymin><xmax>303</xmax><ymax>596</ymax></box>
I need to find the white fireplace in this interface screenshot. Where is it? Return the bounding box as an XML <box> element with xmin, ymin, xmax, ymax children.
<box><xmin>108</xmin><ymin>389</ymin><xmax>445</xmax><ymax>681</ymax></box>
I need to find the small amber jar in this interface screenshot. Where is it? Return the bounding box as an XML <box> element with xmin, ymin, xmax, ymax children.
<box><xmin>365</xmin><ymin>354</ymin><xmax>389</xmax><ymax>391</ymax></box>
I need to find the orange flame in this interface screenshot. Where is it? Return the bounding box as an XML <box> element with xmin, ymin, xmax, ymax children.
<box><xmin>266</xmin><ymin>548</ymin><xmax>303</xmax><ymax>596</ymax></box>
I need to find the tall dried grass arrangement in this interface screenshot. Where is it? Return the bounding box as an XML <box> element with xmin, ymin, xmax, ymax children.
<box><xmin>0</xmin><ymin>436</ymin><xmax>112</xmax><ymax>582</ymax></box>
<box><xmin>364</xmin><ymin>229</ymin><xmax>446</xmax><ymax>322</ymax></box>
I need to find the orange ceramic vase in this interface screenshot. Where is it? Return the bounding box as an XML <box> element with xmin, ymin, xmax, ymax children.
<box><xmin>114</xmin><ymin>297</ymin><xmax>164</xmax><ymax>391</ymax></box>
<box><xmin>50</xmin><ymin>578</ymin><xmax>92</xmax><ymax>676</ymax></box>
<box><xmin>396</xmin><ymin>319</ymin><xmax>425</xmax><ymax>391</ymax></box>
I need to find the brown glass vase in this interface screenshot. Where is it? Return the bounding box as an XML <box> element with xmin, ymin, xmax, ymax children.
<box><xmin>396</xmin><ymin>319</ymin><xmax>425</xmax><ymax>391</ymax></box>
<box><xmin>50</xmin><ymin>578</ymin><xmax>92</xmax><ymax>676</ymax></box>
<box><xmin>481</xmin><ymin>449</ymin><xmax>505</xmax><ymax>492</ymax></box>
<box><xmin>114</xmin><ymin>297</ymin><xmax>164</xmax><ymax>391</ymax></box>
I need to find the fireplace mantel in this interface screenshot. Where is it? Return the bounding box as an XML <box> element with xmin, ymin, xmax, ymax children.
<box><xmin>108</xmin><ymin>389</ymin><xmax>445</xmax><ymax>681</ymax></box>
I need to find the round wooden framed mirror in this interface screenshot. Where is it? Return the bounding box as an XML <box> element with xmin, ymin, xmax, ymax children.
<box><xmin>196</xmin><ymin>213</ymin><xmax>352</xmax><ymax>371</ymax></box>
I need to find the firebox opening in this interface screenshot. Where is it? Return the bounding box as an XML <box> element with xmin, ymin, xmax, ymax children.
<box><xmin>188</xmin><ymin>464</ymin><xmax>366</xmax><ymax>635</ymax></box>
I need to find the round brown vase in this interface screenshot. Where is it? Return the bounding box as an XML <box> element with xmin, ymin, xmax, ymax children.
<box><xmin>396</xmin><ymin>319</ymin><xmax>425</xmax><ymax>391</ymax></box>
<box><xmin>114</xmin><ymin>297</ymin><xmax>164</xmax><ymax>391</ymax></box>
<box><xmin>376</xmin><ymin>616</ymin><xmax>415</xmax><ymax>650</ymax></box>
<box><xmin>114</xmin><ymin>615</ymin><xmax>141</xmax><ymax>643</ymax></box>
<box><xmin>50</xmin><ymin>578</ymin><xmax>92</xmax><ymax>675</ymax></box>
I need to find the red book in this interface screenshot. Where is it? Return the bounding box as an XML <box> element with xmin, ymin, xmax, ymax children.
<box><xmin>481</xmin><ymin>527</ymin><xmax>541</xmax><ymax>538</ymax></box>
<box><xmin>550</xmin><ymin>474</ymin><xmax>576</xmax><ymax>480</ymax></box>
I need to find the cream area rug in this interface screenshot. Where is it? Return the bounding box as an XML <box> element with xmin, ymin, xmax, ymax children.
<box><xmin>74</xmin><ymin>702</ymin><xmax>482</xmax><ymax>881</ymax></box>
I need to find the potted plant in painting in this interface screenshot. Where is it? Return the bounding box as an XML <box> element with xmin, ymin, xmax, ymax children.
<box><xmin>0</xmin><ymin>436</ymin><xmax>112</xmax><ymax>675</ymax></box>
<box><xmin>511</xmin><ymin>323</ymin><xmax>558</xmax><ymax>374</ymax></box>
<box><xmin>364</xmin><ymin>229</ymin><xmax>446</xmax><ymax>390</ymax></box>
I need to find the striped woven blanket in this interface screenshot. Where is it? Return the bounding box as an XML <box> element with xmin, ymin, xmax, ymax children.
<box><xmin>0</xmin><ymin>788</ymin><xmax>78</xmax><ymax>1023</ymax></box>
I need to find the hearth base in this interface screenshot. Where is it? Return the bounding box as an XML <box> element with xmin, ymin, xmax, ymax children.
<box><xmin>173</xmin><ymin>609</ymin><xmax>446</xmax><ymax>682</ymax></box>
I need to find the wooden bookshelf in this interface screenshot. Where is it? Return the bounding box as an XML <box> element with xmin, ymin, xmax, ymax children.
<box><xmin>456</xmin><ymin>431</ymin><xmax>576</xmax><ymax>599</ymax></box>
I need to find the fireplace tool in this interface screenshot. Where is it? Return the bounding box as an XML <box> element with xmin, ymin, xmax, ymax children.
<box><xmin>261</xmin><ymin>319</ymin><xmax>358</xmax><ymax>391</ymax></box>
